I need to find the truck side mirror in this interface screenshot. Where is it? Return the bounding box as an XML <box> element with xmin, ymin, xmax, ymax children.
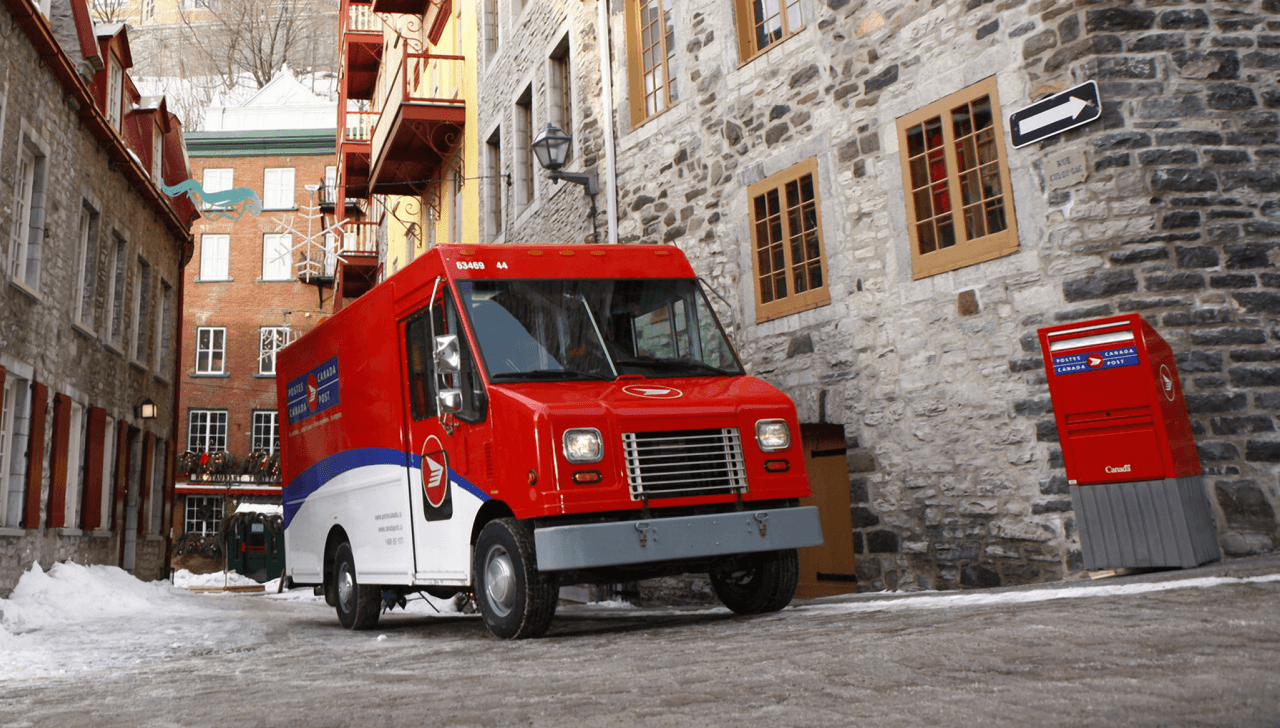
<box><xmin>434</xmin><ymin>334</ymin><xmax>461</xmax><ymax>374</ymax></box>
<box><xmin>437</xmin><ymin>388</ymin><xmax>463</xmax><ymax>414</ymax></box>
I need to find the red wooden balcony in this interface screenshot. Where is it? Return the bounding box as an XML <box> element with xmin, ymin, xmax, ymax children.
<box><xmin>341</xmin><ymin>0</ymin><xmax>381</xmax><ymax>101</ymax></box>
<box><xmin>370</xmin><ymin>51</ymin><xmax>465</xmax><ymax>197</ymax></box>
<box><xmin>334</xmin><ymin>219</ymin><xmax>382</xmax><ymax>305</ymax></box>
<box><xmin>339</xmin><ymin>108</ymin><xmax>376</xmax><ymax>199</ymax></box>
<box><xmin>371</xmin><ymin>0</ymin><xmax>450</xmax><ymax>47</ymax></box>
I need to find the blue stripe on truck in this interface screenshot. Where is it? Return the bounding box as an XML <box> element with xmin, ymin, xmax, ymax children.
<box><xmin>282</xmin><ymin>447</ymin><xmax>490</xmax><ymax>529</ymax></box>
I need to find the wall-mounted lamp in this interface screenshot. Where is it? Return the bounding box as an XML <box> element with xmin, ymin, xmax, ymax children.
<box><xmin>136</xmin><ymin>398</ymin><xmax>158</xmax><ymax>420</ymax></box>
<box><xmin>531</xmin><ymin>123</ymin><xmax>600</xmax><ymax>244</ymax></box>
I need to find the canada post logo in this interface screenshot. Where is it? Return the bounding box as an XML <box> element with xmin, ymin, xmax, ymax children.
<box><xmin>286</xmin><ymin>357</ymin><xmax>340</xmax><ymax>425</ymax></box>
<box><xmin>1052</xmin><ymin>346</ymin><xmax>1140</xmax><ymax>376</ymax></box>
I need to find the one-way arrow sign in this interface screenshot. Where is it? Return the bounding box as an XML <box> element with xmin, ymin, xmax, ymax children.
<box><xmin>1009</xmin><ymin>81</ymin><xmax>1101</xmax><ymax>148</ymax></box>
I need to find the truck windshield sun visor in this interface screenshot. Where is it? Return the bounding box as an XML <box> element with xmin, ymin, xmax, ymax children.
<box><xmin>456</xmin><ymin>279</ymin><xmax>745</xmax><ymax>381</ymax></box>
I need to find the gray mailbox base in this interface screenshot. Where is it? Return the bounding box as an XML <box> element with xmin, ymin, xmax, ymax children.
<box><xmin>1071</xmin><ymin>475</ymin><xmax>1221</xmax><ymax>571</ymax></box>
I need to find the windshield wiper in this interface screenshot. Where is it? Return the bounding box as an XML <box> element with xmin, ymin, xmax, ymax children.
<box><xmin>491</xmin><ymin>369</ymin><xmax>615</xmax><ymax>382</ymax></box>
<box><xmin>613</xmin><ymin>358</ymin><xmax>737</xmax><ymax>377</ymax></box>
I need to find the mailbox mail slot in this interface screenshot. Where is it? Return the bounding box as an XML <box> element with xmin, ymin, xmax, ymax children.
<box><xmin>1038</xmin><ymin>314</ymin><xmax>1219</xmax><ymax>570</ymax></box>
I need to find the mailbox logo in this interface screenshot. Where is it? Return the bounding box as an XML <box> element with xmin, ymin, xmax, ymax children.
<box><xmin>1086</xmin><ymin>354</ymin><xmax>1105</xmax><ymax>369</ymax></box>
<box><xmin>1105</xmin><ymin>464</ymin><xmax>1133</xmax><ymax>474</ymax></box>
<box><xmin>1159</xmin><ymin>364</ymin><xmax>1177</xmax><ymax>402</ymax></box>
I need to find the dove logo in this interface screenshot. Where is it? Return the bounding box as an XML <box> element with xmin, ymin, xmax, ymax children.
<box><xmin>422</xmin><ymin>453</ymin><xmax>448</xmax><ymax>508</ymax></box>
<box><xmin>622</xmin><ymin>384</ymin><xmax>684</xmax><ymax>399</ymax></box>
<box><xmin>307</xmin><ymin>375</ymin><xmax>319</xmax><ymax>411</ymax></box>
<box><xmin>1086</xmin><ymin>354</ymin><xmax>1105</xmax><ymax>369</ymax></box>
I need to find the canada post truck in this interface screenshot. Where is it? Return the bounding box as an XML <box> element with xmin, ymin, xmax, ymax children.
<box><xmin>276</xmin><ymin>243</ymin><xmax>824</xmax><ymax>638</ymax></box>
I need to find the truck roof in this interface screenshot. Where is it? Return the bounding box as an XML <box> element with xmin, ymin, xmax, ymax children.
<box><xmin>427</xmin><ymin>243</ymin><xmax>698</xmax><ymax>281</ymax></box>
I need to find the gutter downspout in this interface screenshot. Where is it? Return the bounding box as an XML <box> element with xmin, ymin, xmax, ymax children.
<box><xmin>595</xmin><ymin>0</ymin><xmax>619</xmax><ymax>245</ymax></box>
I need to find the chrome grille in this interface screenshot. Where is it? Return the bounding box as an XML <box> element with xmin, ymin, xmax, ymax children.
<box><xmin>622</xmin><ymin>428</ymin><xmax>747</xmax><ymax>500</ymax></box>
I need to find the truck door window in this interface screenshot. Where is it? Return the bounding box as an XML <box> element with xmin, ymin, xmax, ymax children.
<box><xmin>404</xmin><ymin>290</ymin><xmax>487</xmax><ymax>423</ymax></box>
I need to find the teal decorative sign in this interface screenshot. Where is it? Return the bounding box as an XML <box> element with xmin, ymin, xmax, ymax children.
<box><xmin>161</xmin><ymin>179</ymin><xmax>263</xmax><ymax>220</ymax></box>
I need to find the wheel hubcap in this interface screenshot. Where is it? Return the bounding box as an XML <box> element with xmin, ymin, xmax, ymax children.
<box><xmin>338</xmin><ymin>567</ymin><xmax>355</xmax><ymax>612</ymax></box>
<box><xmin>484</xmin><ymin>544</ymin><xmax>516</xmax><ymax>618</ymax></box>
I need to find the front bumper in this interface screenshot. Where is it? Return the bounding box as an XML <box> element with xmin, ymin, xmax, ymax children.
<box><xmin>533</xmin><ymin>506</ymin><xmax>824</xmax><ymax>571</ymax></box>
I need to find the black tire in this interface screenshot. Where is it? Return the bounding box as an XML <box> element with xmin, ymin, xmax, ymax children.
<box><xmin>472</xmin><ymin>518</ymin><xmax>558</xmax><ymax>639</ymax></box>
<box><xmin>710</xmin><ymin>549</ymin><xmax>800</xmax><ymax>615</ymax></box>
<box><xmin>333</xmin><ymin>542</ymin><xmax>381</xmax><ymax>630</ymax></box>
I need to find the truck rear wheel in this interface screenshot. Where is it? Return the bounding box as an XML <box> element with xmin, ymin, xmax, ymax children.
<box><xmin>473</xmin><ymin>518</ymin><xmax>557</xmax><ymax>639</ymax></box>
<box><xmin>710</xmin><ymin>549</ymin><xmax>800</xmax><ymax>615</ymax></box>
<box><xmin>334</xmin><ymin>542</ymin><xmax>381</xmax><ymax>630</ymax></box>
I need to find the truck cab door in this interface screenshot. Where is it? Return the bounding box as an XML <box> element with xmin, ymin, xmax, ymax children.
<box><xmin>400</xmin><ymin>281</ymin><xmax>491</xmax><ymax>581</ymax></box>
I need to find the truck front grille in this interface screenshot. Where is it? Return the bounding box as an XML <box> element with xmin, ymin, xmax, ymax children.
<box><xmin>622</xmin><ymin>428</ymin><xmax>747</xmax><ymax>500</ymax></box>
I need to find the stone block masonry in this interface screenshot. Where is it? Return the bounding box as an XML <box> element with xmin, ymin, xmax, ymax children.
<box><xmin>602</xmin><ymin>0</ymin><xmax>1280</xmax><ymax>592</ymax></box>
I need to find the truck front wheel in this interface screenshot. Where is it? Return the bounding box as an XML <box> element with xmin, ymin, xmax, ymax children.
<box><xmin>334</xmin><ymin>542</ymin><xmax>381</xmax><ymax>630</ymax></box>
<box><xmin>710</xmin><ymin>549</ymin><xmax>800</xmax><ymax>615</ymax></box>
<box><xmin>473</xmin><ymin>518</ymin><xmax>557</xmax><ymax>639</ymax></box>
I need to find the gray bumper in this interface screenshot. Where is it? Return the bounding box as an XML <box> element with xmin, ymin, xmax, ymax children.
<box><xmin>533</xmin><ymin>506</ymin><xmax>824</xmax><ymax>572</ymax></box>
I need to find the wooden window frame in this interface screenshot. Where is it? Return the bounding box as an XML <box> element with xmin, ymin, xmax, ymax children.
<box><xmin>733</xmin><ymin>0</ymin><xmax>808</xmax><ymax>64</ymax></box>
<box><xmin>199</xmin><ymin>233</ymin><xmax>230</xmax><ymax>281</ymax></box>
<box><xmin>262</xmin><ymin>167</ymin><xmax>295</xmax><ymax>210</ymax></box>
<box><xmin>896</xmin><ymin>76</ymin><xmax>1018</xmax><ymax>280</ymax></box>
<box><xmin>258</xmin><ymin>326</ymin><xmax>291</xmax><ymax>375</ymax></box>
<box><xmin>262</xmin><ymin>233</ymin><xmax>294</xmax><ymax>281</ymax></box>
<box><xmin>748</xmin><ymin>157</ymin><xmax>831</xmax><ymax>323</ymax></box>
<box><xmin>187</xmin><ymin>409</ymin><xmax>228</xmax><ymax>452</ymax></box>
<box><xmin>74</xmin><ymin>199</ymin><xmax>101</xmax><ymax>332</ymax></box>
<box><xmin>625</xmin><ymin>0</ymin><xmax>677</xmax><ymax>127</ymax></box>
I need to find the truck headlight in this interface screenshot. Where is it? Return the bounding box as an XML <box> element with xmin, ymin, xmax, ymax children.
<box><xmin>755</xmin><ymin>419</ymin><xmax>790</xmax><ymax>451</ymax></box>
<box><xmin>563</xmin><ymin>428</ymin><xmax>603</xmax><ymax>463</ymax></box>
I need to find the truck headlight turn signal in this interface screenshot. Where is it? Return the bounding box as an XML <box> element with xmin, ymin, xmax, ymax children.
<box><xmin>755</xmin><ymin>419</ymin><xmax>791</xmax><ymax>451</ymax></box>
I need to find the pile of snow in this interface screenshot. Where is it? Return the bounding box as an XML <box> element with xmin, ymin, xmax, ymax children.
<box><xmin>172</xmin><ymin>569</ymin><xmax>263</xmax><ymax>589</ymax></box>
<box><xmin>0</xmin><ymin>562</ymin><xmax>266</xmax><ymax>681</ymax></box>
<box><xmin>233</xmin><ymin>502</ymin><xmax>283</xmax><ymax>516</ymax></box>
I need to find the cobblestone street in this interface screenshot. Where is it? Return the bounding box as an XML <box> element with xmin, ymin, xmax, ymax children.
<box><xmin>2</xmin><ymin>555</ymin><xmax>1279</xmax><ymax>727</ymax></box>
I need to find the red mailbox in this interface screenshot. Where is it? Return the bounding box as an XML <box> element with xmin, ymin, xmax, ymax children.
<box><xmin>1038</xmin><ymin>314</ymin><xmax>1219</xmax><ymax>570</ymax></box>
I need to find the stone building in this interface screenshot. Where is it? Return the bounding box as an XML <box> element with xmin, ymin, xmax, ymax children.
<box><xmin>171</xmin><ymin>71</ymin><xmax>337</xmax><ymax>578</ymax></box>
<box><xmin>0</xmin><ymin>0</ymin><xmax>196</xmax><ymax>593</ymax></box>
<box><xmin>482</xmin><ymin>0</ymin><xmax>1280</xmax><ymax>591</ymax></box>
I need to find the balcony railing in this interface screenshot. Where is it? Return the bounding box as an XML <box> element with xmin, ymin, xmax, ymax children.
<box><xmin>338</xmin><ymin>220</ymin><xmax>381</xmax><ymax>256</ymax></box>
<box><xmin>345</xmin><ymin>0</ymin><xmax>380</xmax><ymax>33</ymax></box>
<box><xmin>376</xmin><ymin>51</ymin><xmax>465</xmax><ymax>112</ymax></box>
<box><xmin>341</xmin><ymin>109</ymin><xmax>377</xmax><ymax>144</ymax></box>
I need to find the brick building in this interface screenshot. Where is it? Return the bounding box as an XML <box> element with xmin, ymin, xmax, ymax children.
<box><xmin>172</xmin><ymin>72</ymin><xmax>337</xmax><ymax>576</ymax></box>
<box><xmin>478</xmin><ymin>0</ymin><xmax>1280</xmax><ymax>592</ymax></box>
<box><xmin>0</xmin><ymin>0</ymin><xmax>196</xmax><ymax>593</ymax></box>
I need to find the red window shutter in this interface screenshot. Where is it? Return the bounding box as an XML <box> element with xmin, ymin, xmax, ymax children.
<box><xmin>22</xmin><ymin>382</ymin><xmax>49</xmax><ymax>530</ymax></box>
<box><xmin>81</xmin><ymin>407</ymin><xmax>107</xmax><ymax>530</ymax></box>
<box><xmin>46</xmin><ymin>393</ymin><xmax>72</xmax><ymax>529</ymax></box>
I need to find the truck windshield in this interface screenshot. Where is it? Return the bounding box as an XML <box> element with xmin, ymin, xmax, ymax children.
<box><xmin>456</xmin><ymin>279</ymin><xmax>744</xmax><ymax>382</ymax></box>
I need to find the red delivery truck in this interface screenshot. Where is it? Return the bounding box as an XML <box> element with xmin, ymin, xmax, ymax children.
<box><xmin>276</xmin><ymin>243</ymin><xmax>824</xmax><ymax>638</ymax></box>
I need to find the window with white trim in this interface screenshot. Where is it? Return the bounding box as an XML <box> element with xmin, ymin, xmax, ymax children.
<box><xmin>201</xmin><ymin>168</ymin><xmax>233</xmax><ymax>210</ymax></box>
<box><xmin>185</xmin><ymin>495</ymin><xmax>223</xmax><ymax>536</ymax></box>
<box><xmin>131</xmin><ymin>257</ymin><xmax>153</xmax><ymax>366</ymax></box>
<box><xmin>106</xmin><ymin>231</ymin><xmax>128</xmax><ymax>347</ymax></box>
<box><xmin>187</xmin><ymin>410</ymin><xmax>227</xmax><ymax>452</ymax></box>
<box><xmin>258</xmin><ymin>326</ymin><xmax>291</xmax><ymax>375</ymax></box>
<box><xmin>549</xmin><ymin>35</ymin><xmax>573</xmax><ymax>161</ymax></box>
<box><xmin>0</xmin><ymin>374</ymin><xmax>31</xmax><ymax>529</ymax></box>
<box><xmin>157</xmin><ymin>281</ymin><xmax>174</xmax><ymax>376</ymax></box>
<box><xmin>262</xmin><ymin>234</ymin><xmax>293</xmax><ymax>280</ymax></box>
<box><xmin>515</xmin><ymin>86</ymin><xmax>534</xmax><ymax>212</ymax></box>
<box><xmin>75</xmin><ymin>200</ymin><xmax>101</xmax><ymax>331</ymax></box>
<box><xmin>251</xmin><ymin>411</ymin><xmax>279</xmax><ymax>453</ymax></box>
<box><xmin>151</xmin><ymin>126</ymin><xmax>164</xmax><ymax>180</ymax></box>
<box><xmin>263</xmin><ymin>168</ymin><xmax>295</xmax><ymax>210</ymax></box>
<box><xmin>107</xmin><ymin>60</ymin><xmax>123</xmax><ymax>131</ymax></box>
<box><xmin>9</xmin><ymin>128</ymin><xmax>49</xmax><ymax>291</ymax></box>
<box><xmin>485</xmin><ymin>128</ymin><xmax>503</xmax><ymax>240</ymax></box>
<box><xmin>64</xmin><ymin>402</ymin><xmax>85</xmax><ymax>530</ymax></box>
<box><xmin>199</xmin><ymin>234</ymin><xmax>230</xmax><ymax>280</ymax></box>
<box><xmin>195</xmin><ymin>327</ymin><xmax>226</xmax><ymax>374</ymax></box>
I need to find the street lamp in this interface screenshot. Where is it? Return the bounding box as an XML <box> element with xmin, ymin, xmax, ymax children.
<box><xmin>531</xmin><ymin>123</ymin><xmax>600</xmax><ymax>243</ymax></box>
<box><xmin>135</xmin><ymin>398</ymin><xmax>158</xmax><ymax>420</ymax></box>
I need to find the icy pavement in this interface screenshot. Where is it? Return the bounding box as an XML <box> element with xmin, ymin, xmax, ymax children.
<box><xmin>2</xmin><ymin>557</ymin><xmax>1279</xmax><ymax>727</ymax></box>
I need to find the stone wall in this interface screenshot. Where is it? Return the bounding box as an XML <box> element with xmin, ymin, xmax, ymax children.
<box><xmin>475</xmin><ymin>0</ymin><xmax>608</xmax><ymax>245</ymax></box>
<box><xmin>599</xmin><ymin>0</ymin><xmax>1280</xmax><ymax>591</ymax></box>
<box><xmin>0</xmin><ymin>2</ymin><xmax>185</xmax><ymax>593</ymax></box>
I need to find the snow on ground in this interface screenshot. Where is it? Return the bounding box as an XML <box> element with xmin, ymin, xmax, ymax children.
<box><xmin>2</xmin><ymin>562</ymin><xmax>1278</xmax><ymax>682</ymax></box>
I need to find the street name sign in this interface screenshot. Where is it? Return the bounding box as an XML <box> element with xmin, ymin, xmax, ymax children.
<box><xmin>1009</xmin><ymin>81</ymin><xmax>1101</xmax><ymax>148</ymax></box>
